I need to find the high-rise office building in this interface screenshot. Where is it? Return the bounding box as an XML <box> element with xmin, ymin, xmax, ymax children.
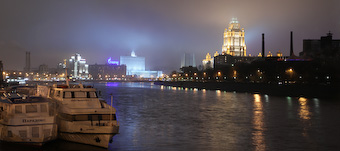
<box><xmin>222</xmin><ymin>18</ymin><xmax>247</xmax><ymax>56</ymax></box>
<box><xmin>68</xmin><ymin>53</ymin><xmax>89</xmax><ymax>79</ymax></box>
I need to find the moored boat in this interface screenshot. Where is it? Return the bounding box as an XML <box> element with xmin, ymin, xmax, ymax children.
<box><xmin>37</xmin><ymin>84</ymin><xmax>119</xmax><ymax>148</ymax></box>
<box><xmin>0</xmin><ymin>93</ymin><xmax>58</xmax><ymax>146</ymax></box>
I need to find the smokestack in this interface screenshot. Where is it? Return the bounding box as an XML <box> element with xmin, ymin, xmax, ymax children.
<box><xmin>290</xmin><ymin>31</ymin><xmax>294</xmax><ymax>56</ymax></box>
<box><xmin>25</xmin><ymin>51</ymin><xmax>30</xmax><ymax>72</ymax></box>
<box><xmin>262</xmin><ymin>33</ymin><xmax>265</xmax><ymax>58</ymax></box>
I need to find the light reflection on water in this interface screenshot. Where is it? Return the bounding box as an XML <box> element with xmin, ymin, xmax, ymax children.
<box><xmin>94</xmin><ymin>82</ymin><xmax>339</xmax><ymax>151</ymax></box>
<box><xmin>6</xmin><ymin>82</ymin><xmax>338</xmax><ymax>151</ymax></box>
<box><xmin>252</xmin><ymin>94</ymin><xmax>265</xmax><ymax>151</ymax></box>
<box><xmin>298</xmin><ymin>97</ymin><xmax>311</xmax><ymax>120</ymax></box>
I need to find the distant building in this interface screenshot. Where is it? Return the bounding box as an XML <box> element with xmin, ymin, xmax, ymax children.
<box><xmin>181</xmin><ymin>53</ymin><xmax>196</xmax><ymax>68</ymax></box>
<box><xmin>222</xmin><ymin>18</ymin><xmax>246</xmax><ymax>56</ymax></box>
<box><xmin>120</xmin><ymin>51</ymin><xmax>162</xmax><ymax>78</ymax></box>
<box><xmin>202</xmin><ymin>53</ymin><xmax>213</xmax><ymax>70</ymax></box>
<box><xmin>38</xmin><ymin>64</ymin><xmax>48</xmax><ymax>74</ymax></box>
<box><xmin>301</xmin><ymin>32</ymin><xmax>340</xmax><ymax>58</ymax></box>
<box><xmin>88</xmin><ymin>64</ymin><xmax>126</xmax><ymax>80</ymax></box>
<box><xmin>277</xmin><ymin>50</ymin><xmax>283</xmax><ymax>57</ymax></box>
<box><xmin>120</xmin><ymin>51</ymin><xmax>145</xmax><ymax>74</ymax></box>
<box><xmin>214</xmin><ymin>54</ymin><xmax>258</xmax><ymax>68</ymax></box>
<box><xmin>68</xmin><ymin>53</ymin><xmax>89</xmax><ymax>79</ymax></box>
<box><xmin>267</xmin><ymin>51</ymin><xmax>273</xmax><ymax>57</ymax></box>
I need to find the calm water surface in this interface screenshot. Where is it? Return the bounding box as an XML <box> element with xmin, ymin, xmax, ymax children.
<box><xmin>1</xmin><ymin>82</ymin><xmax>339</xmax><ymax>151</ymax></box>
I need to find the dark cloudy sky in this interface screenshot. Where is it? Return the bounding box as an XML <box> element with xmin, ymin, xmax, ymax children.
<box><xmin>1</xmin><ymin>0</ymin><xmax>339</xmax><ymax>72</ymax></box>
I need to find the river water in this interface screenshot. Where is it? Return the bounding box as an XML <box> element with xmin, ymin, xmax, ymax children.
<box><xmin>1</xmin><ymin>82</ymin><xmax>339</xmax><ymax>151</ymax></box>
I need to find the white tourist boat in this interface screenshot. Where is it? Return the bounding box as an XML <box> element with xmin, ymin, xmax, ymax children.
<box><xmin>37</xmin><ymin>84</ymin><xmax>119</xmax><ymax>148</ymax></box>
<box><xmin>0</xmin><ymin>93</ymin><xmax>57</xmax><ymax>146</ymax></box>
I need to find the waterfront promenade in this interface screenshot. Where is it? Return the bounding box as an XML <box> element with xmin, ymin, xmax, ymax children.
<box><xmin>155</xmin><ymin>81</ymin><xmax>339</xmax><ymax>99</ymax></box>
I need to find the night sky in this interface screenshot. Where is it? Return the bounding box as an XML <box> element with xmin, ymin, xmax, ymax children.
<box><xmin>1</xmin><ymin>0</ymin><xmax>339</xmax><ymax>72</ymax></box>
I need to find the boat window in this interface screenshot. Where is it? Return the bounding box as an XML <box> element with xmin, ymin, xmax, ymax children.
<box><xmin>43</xmin><ymin>129</ymin><xmax>50</xmax><ymax>137</ymax></box>
<box><xmin>74</xmin><ymin>115</ymin><xmax>88</xmax><ymax>121</ymax></box>
<box><xmin>74</xmin><ymin>92</ymin><xmax>86</xmax><ymax>98</ymax></box>
<box><xmin>87</xmin><ymin>92</ymin><xmax>97</xmax><ymax>98</ymax></box>
<box><xmin>32</xmin><ymin>127</ymin><xmax>39</xmax><ymax>138</ymax></box>
<box><xmin>56</xmin><ymin>91</ymin><xmax>61</xmax><ymax>97</ymax></box>
<box><xmin>102</xmin><ymin>114</ymin><xmax>117</xmax><ymax>120</ymax></box>
<box><xmin>7</xmin><ymin>131</ymin><xmax>12</xmax><ymax>137</ymax></box>
<box><xmin>91</xmin><ymin>115</ymin><xmax>102</xmax><ymax>121</ymax></box>
<box><xmin>26</xmin><ymin>105</ymin><xmax>38</xmax><ymax>113</ymax></box>
<box><xmin>49</xmin><ymin>90</ymin><xmax>54</xmax><ymax>98</ymax></box>
<box><xmin>64</xmin><ymin>92</ymin><xmax>72</xmax><ymax>98</ymax></box>
<box><xmin>19</xmin><ymin>130</ymin><xmax>27</xmax><ymax>138</ymax></box>
<box><xmin>40</xmin><ymin>104</ymin><xmax>47</xmax><ymax>112</ymax></box>
<box><xmin>15</xmin><ymin>105</ymin><xmax>22</xmax><ymax>114</ymax></box>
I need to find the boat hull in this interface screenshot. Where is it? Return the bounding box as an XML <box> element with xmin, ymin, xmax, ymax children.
<box><xmin>58</xmin><ymin>132</ymin><xmax>116</xmax><ymax>148</ymax></box>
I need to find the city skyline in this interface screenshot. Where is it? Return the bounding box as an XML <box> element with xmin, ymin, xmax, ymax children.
<box><xmin>0</xmin><ymin>0</ymin><xmax>339</xmax><ymax>71</ymax></box>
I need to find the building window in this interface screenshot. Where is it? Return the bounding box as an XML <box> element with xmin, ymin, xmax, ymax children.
<box><xmin>26</xmin><ymin>105</ymin><xmax>38</xmax><ymax>113</ymax></box>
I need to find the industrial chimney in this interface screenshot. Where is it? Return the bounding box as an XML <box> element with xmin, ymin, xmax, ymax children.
<box><xmin>24</xmin><ymin>51</ymin><xmax>30</xmax><ymax>72</ymax></box>
<box><xmin>262</xmin><ymin>33</ymin><xmax>265</xmax><ymax>58</ymax></box>
<box><xmin>290</xmin><ymin>31</ymin><xmax>294</xmax><ymax>56</ymax></box>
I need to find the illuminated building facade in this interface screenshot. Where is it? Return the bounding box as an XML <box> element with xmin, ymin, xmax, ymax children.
<box><xmin>202</xmin><ymin>53</ymin><xmax>213</xmax><ymax>70</ymax></box>
<box><xmin>222</xmin><ymin>18</ymin><xmax>246</xmax><ymax>56</ymax></box>
<box><xmin>120</xmin><ymin>51</ymin><xmax>162</xmax><ymax>78</ymax></box>
<box><xmin>68</xmin><ymin>53</ymin><xmax>89</xmax><ymax>79</ymax></box>
<box><xmin>120</xmin><ymin>51</ymin><xmax>145</xmax><ymax>74</ymax></box>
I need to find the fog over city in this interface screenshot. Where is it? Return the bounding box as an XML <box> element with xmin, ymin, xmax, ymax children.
<box><xmin>0</xmin><ymin>0</ymin><xmax>339</xmax><ymax>72</ymax></box>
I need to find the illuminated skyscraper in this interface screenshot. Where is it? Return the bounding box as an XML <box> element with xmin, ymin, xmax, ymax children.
<box><xmin>181</xmin><ymin>53</ymin><xmax>196</xmax><ymax>68</ymax></box>
<box><xmin>221</xmin><ymin>18</ymin><xmax>246</xmax><ymax>56</ymax></box>
<box><xmin>68</xmin><ymin>53</ymin><xmax>89</xmax><ymax>79</ymax></box>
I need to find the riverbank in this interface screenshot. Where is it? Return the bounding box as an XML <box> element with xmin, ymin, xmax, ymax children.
<box><xmin>154</xmin><ymin>81</ymin><xmax>339</xmax><ymax>99</ymax></box>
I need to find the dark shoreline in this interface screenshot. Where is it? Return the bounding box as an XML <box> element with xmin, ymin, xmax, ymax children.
<box><xmin>154</xmin><ymin>81</ymin><xmax>340</xmax><ymax>99</ymax></box>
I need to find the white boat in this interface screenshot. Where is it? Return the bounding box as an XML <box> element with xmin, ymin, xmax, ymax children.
<box><xmin>37</xmin><ymin>84</ymin><xmax>119</xmax><ymax>148</ymax></box>
<box><xmin>0</xmin><ymin>93</ymin><xmax>58</xmax><ymax>146</ymax></box>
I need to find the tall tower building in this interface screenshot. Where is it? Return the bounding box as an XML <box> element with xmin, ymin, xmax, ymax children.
<box><xmin>68</xmin><ymin>53</ymin><xmax>89</xmax><ymax>79</ymax></box>
<box><xmin>221</xmin><ymin>18</ymin><xmax>246</xmax><ymax>56</ymax></box>
<box><xmin>181</xmin><ymin>53</ymin><xmax>196</xmax><ymax>68</ymax></box>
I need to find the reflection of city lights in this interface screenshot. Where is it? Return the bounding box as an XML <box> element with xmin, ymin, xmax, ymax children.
<box><xmin>298</xmin><ymin>97</ymin><xmax>311</xmax><ymax>120</ymax></box>
<box><xmin>252</xmin><ymin>93</ymin><xmax>265</xmax><ymax>151</ymax></box>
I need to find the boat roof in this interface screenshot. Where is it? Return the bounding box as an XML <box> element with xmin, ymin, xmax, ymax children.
<box><xmin>0</xmin><ymin>95</ymin><xmax>49</xmax><ymax>104</ymax></box>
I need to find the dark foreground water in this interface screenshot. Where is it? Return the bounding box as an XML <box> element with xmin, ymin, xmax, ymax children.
<box><xmin>1</xmin><ymin>82</ymin><xmax>340</xmax><ymax>151</ymax></box>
